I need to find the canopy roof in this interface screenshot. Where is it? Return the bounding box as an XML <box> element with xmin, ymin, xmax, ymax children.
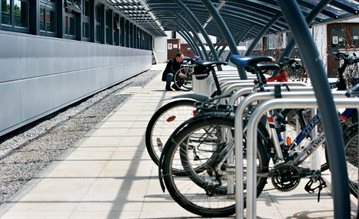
<box><xmin>107</xmin><ymin>0</ymin><xmax>359</xmax><ymax>39</ymax></box>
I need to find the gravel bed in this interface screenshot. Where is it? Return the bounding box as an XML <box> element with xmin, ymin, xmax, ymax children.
<box><xmin>0</xmin><ymin>69</ymin><xmax>161</xmax><ymax>204</ymax></box>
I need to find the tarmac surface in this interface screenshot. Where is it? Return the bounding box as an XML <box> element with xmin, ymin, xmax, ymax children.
<box><xmin>0</xmin><ymin>64</ymin><xmax>357</xmax><ymax>219</ymax></box>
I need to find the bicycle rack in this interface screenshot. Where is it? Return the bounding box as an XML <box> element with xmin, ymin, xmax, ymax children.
<box><xmin>234</xmin><ymin>91</ymin><xmax>349</xmax><ymax>219</ymax></box>
<box><xmin>224</xmin><ymin>86</ymin><xmax>319</xmax><ymax>195</ymax></box>
<box><xmin>228</xmin><ymin>85</ymin><xmax>314</xmax><ymax>106</ymax></box>
<box><xmin>238</xmin><ymin>97</ymin><xmax>359</xmax><ymax>219</ymax></box>
<box><xmin>222</xmin><ymin>81</ymin><xmax>308</xmax><ymax>94</ymax></box>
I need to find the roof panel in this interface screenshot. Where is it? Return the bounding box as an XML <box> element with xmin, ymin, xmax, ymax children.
<box><xmin>146</xmin><ymin>0</ymin><xmax>359</xmax><ymax>40</ymax></box>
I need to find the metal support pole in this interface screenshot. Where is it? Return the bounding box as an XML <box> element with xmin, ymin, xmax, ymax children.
<box><xmin>178</xmin><ymin>31</ymin><xmax>200</xmax><ymax>57</ymax></box>
<box><xmin>215</xmin><ymin>38</ymin><xmax>224</xmax><ymax>50</ymax></box>
<box><xmin>173</xmin><ymin>0</ymin><xmax>221</xmax><ymax>65</ymax></box>
<box><xmin>218</xmin><ymin>28</ymin><xmax>250</xmax><ymax>60</ymax></box>
<box><xmin>217</xmin><ymin>45</ymin><xmax>227</xmax><ymax>61</ymax></box>
<box><xmin>245</xmin><ymin>14</ymin><xmax>281</xmax><ymax>56</ymax></box>
<box><xmin>201</xmin><ymin>0</ymin><xmax>246</xmax><ymax>79</ymax></box>
<box><xmin>277</xmin><ymin>1</ymin><xmax>350</xmax><ymax>218</ymax></box>
<box><xmin>278</xmin><ymin>0</ymin><xmax>333</xmax><ymax>62</ymax></box>
<box><xmin>225</xmin><ymin>27</ymin><xmax>255</xmax><ymax>62</ymax></box>
<box><xmin>178</xmin><ymin>30</ymin><xmax>202</xmax><ymax>58</ymax></box>
<box><xmin>176</xmin><ymin>16</ymin><xmax>208</xmax><ymax>60</ymax></box>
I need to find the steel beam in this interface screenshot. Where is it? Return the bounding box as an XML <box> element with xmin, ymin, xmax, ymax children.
<box><xmin>176</xmin><ymin>14</ymin><xmax>208</xmax><ymax>60</ymax></box>
<box><xmin>224</xmin><ymin>27</ymin><xmax>255</xmax><ymax>62</ymax></box>
<box><xmin>172</xmin><ymin>0</ymin><xmax>220</xmax><ymax>65</ymax></box>
<box><xmin>178</xmin><ymin>30</ymin><xmax>202</xmax><ymax>58</ymax></box>
<box><xmin>201</xmin><ymin>0</ymin><xmax>246</xmax><ymax>79</ymax></box>
<box><xmin>279</xmin><ymin>0</ymin><xmax>333</xmax><ymax>62</ymax></box>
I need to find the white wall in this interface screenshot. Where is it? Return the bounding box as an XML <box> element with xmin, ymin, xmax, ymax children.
<box><xmin>153</xmin><ymin>36</ymin><xmax>168</xmax><ymax>63</ymax></box>
<box><xmin>312</xmin><ymin>25</ymin><xmax>328</xmax><ymax>71</ymax></box>
<box><xmin>165</xmin><ymin>31</ymin><xmax>217</xmax><ymax>45</ymax></box>
<box><xmin>0</xmin><ymin>30</ymin><xmax>151</xmax><ymax>136</ymax></box>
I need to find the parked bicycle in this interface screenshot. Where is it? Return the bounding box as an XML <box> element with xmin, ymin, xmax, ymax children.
<box><xmin>157</xmin><ymin>54</ymin><xmax>359</xmax><ymax>217</ymax></box>
<box><xmin>145</xmin><ymin>60</ymin><xmax>227</xmax><ymax>166</ymax></box>
<box><xmin>173</xmin><ymin>57</ymin><xmax>198</xmax><ymax>91</ymax></box>
<box><xmin>146</xmin><ymin>56</ymin><xmax>307</xmax><ymax>167</ymax></box>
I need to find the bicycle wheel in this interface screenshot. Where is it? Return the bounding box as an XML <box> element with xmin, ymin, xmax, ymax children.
<box><xmin>343</xmin><ymin>124</ymin><xmax>358</xmax><ymax>198</ymax></box>
<box><xmin>162</xmin><ymin>116</ymin><xmax>269</xmax><ymax>217</ymax></box>
<box><xmin>145</xmin><ymin>99</ymin><xmax>196</xmax><ymax>165</ymax></box>
<box><xmin>174</xmin><ymin>67</ymin><xmax>193</xmax><ymax>91</ymax></box>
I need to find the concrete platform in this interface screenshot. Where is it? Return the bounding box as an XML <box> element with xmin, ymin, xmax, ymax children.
<box><xmin>0</xmin><ymin>64</ymin><xmax>357</xmax><ymax>219</ymax></box>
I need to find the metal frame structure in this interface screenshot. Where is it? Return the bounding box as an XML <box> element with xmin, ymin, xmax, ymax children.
<box><xmin>146</xmin><ymin>0</ymin><xmax>358</xmax><ymax>45</ymax></box>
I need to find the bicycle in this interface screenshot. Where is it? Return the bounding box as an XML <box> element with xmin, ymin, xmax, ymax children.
<box><xmin>148</xmin><ymin>56</ymin><xmax>311</xmax><ymax>167</ymax></box>
<box><xmin>173</xmin><ymin>57</ymin><xmax>197</xmax><ymax>91</ymax></box>
<box><xmin>158</xmin><ymin>54</ymin><xmax>359</xmax><ymax>216</ymax></box>
<box><xmin>283</xmin><ymin>58</ymin><xmax>307</xmax><ymax>82</ymax></box>
<box><xmin>157</xmin><ymin>56</ymin><xmax>279</xmax><ymax>217</ymax></box>
<box><xmin>145</xmin><ymin>60</ymin><xmax>227</xmax><ymax>166</ymax></box>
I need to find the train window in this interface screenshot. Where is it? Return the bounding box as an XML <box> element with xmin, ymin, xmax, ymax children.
<box><xmin>1</xmin><ymin>0</ymin><xmax>29</xmax><ymax>32</ymax></box>
<box><xmin>40</xmin><ymin>0</ymin><xmax>56</xmax><ymax>36</ymax></box>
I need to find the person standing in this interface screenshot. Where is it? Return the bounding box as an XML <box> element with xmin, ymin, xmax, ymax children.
<box><xmin>162</xmin><ymin>53</ymin><xmax>184</xmax><ymax>91</ymax></box>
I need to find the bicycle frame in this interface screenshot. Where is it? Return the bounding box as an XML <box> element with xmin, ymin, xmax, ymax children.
<box><xmin>269</xmin><ymin>107</ymin><xmax>356</xmax><ymax>164</ymax></box>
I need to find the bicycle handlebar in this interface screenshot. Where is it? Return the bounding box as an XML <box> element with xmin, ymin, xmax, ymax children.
<box><xmin>345</xmin><ymin>82</ymin><xmax>359</xmax><ymax>97</ymax></box>
<box><xmin>333</xmin><ymin>51</ymin><xmax>359</xmax><ymax>64</ymax></box>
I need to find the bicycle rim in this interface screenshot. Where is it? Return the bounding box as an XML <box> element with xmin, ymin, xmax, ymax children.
<box><xmin>162</xmin><ymin>116</ymin><xmax>269</xmax><ymax>217</ymax></box>
<box><xmin>344</xmin><ymin>125</ymin><xmax>358</xmax><ymax>198</ymax></box>
<box><xmin>145</xmin><ymin>100</ymin><xmax>196</xmax><ymax>165</ymax></box>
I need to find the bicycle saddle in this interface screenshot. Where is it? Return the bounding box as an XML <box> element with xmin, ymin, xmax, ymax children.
<box><xmin>230</xmin><ymin>55</ymin><xmax>275</xmax><ymax>68</ymax></box>
<box><xmin>195</xmin><ymin>60</ymin><xmax>227</xmax><ymax>67</ymax></box>
<box><xmin>257</xmin><ymin>63</ymin><xmax>280</xmax><ymax>71</ymax></box>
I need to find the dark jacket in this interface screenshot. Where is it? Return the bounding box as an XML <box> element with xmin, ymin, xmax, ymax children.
<box><xmin>162</xmin><ymin>58</ymin><xmax>182</xmax><ymax>81</ymax></box>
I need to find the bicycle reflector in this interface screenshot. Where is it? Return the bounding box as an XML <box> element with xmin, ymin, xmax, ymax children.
<box><xmin>166</xmin><ymin>115</ymin><xmax>176</xmax><ymax>122</ymax></box>
<box><xmin>286</xmin><ymin>136</ymin><xmax>292</xmax><ymax>145</ymax></box>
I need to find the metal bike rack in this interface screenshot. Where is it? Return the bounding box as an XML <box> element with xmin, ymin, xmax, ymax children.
<box><xmin>228</xmin><ymin>86</ymin><xmax>314</xmax><ymax>106</ymax></box>
<box><xmin>222</xmin><ymin>81</ymin><xmax>308</xmax><ymax>94</ymax></box>
<box><xmin>234</xmin><ymin>91</ymin><xmax>349</xmax><ymax>219</ymax></box>
<box><xmin>241</xmin><ymin>98</ymin><xmax>359</xmax><ymax>219</ymax></box>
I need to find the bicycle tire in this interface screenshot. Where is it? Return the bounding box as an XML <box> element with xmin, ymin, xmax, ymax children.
<box><xmin>162</xmin><ymin>116</ymin><xmax>269</xmax><ymax>217</ymax></box>
<box><xmin>145</xmin><ymin>99</ymin><xmax>196</xmax><ymax>166</ymax></box>
<box><xmin>343</xmin><ymin>124</ymin><xmax>358</xmax><ymax>198</ymax></box>
<box><xmin>174</xmin><ymin>67</ymin><xmax>193</xmax><ymax>91</ymax></box>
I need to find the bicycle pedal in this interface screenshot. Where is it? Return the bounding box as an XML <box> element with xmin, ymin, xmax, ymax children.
<box><xmin>304</xmin><ymin>175</ymin><xmax>327</xmax><ymax>202</ymax></box>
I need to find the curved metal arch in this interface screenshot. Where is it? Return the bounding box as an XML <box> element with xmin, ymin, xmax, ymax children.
<box><xmin>221</xmin><ymin>5</ymin><xmax>288</xmax><ymax>28</ymax></box>
<box><xmin>175</xmin><ymin>16</ymin><xmax>209</xmax><ymax>60</ymax></box>
<box><xmin>331</xmin><ymin>0</ymin><xmax>359</xmax><ymax>15</ymax></box>
<box><xmin>217</xmin><ymin>13</ymin><xmax>283</xmax><ymax>32</ymax></box>
<box><xmin>171</xmin><ymin>0</ymin><xmax>219</xmax><ymax>62</ymax></box>
<box><xmin>201</xmin><ymin>0</ymin><xmax>248</xmax><ymax>79</ymax></box>
<box><xmin>277</xmin><ymin>2</ymin><xmax>350</xmax><ymax>219</ymax></box>
<box><xmin>178</xmin><ymin>30</ymin><xmax>202</xmax><ymax>57</ymax></box>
